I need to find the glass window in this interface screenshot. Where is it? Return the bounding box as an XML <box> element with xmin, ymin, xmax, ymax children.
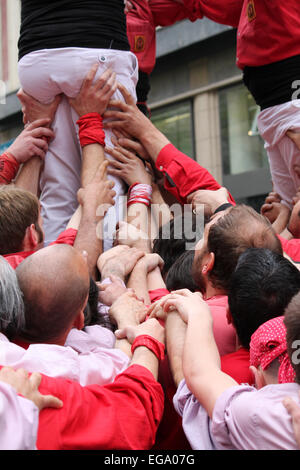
<box><xmin>151</xmin><ymin>100</ymin><xmax>195</xmax><ymax>158</ymax></box>
<box><xmin>219</xmin><ymin>83</ymin><xmax>269</xmax><ymax>175</ymax></box>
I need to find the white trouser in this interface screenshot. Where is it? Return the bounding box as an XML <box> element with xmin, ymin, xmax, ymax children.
<box><xmin>257</xmin><ymin>100</ymin><xmax>300</xmax><ymax>209</ymax></box>
<box><xmin>18</xmin><ymin>47</ymin><xmax>138</xmax><ymax>248</ymax></box>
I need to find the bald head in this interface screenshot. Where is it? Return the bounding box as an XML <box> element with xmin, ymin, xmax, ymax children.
<box><xmin>16</xmin><ymin>244</ymin><xmax>90</xmax><ymax>343</ymax></box>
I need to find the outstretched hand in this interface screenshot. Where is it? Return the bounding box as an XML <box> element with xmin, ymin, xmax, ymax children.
<box><xmin>69</xmin><ymin>64</ymin><xmax>117</xmax><ymax>117</ymax></box>
<box><xmin>17</xmin><ymin>89</ymin><xmax>61</xmax><ymax>126</ymax></box>
<box><xmin>0</xmin><ymin>367</ymin><xmax>63</xmax><ymax>411</ymax></box>
<box><xmin>106</xmin><ymin>136</ymin><xmax>152</xmax><ymax>186</ymax></box>
<box><xmin>7</xmin><ymin>119</ymin><xmax>55</xmax><ymax>163</ymax></box>
<box><xmin>103</xmin><ymin>83</ymin><xmax>153</xmax><ymax>139</ymax></box>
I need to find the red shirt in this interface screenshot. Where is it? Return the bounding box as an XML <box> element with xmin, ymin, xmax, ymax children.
<box><xmin>221</xmin><ymin>347</ymin><xmax>254</xmax><ymax>385</ymax></box>
<box><xmin>0</xmin><ymin>152</ymin><xmax>20</xmax><ymax>184</ymax></box>
<box><xmin>183</xmin><ymin>0</ymin><xmax>300</xmax><ymax>69</ymax></box>
<box><xmin>0</xmin><ymin>364</ymin><xmax>163</xmax><ymax>450</ymax></box>
<box><xmin>278</xmin><ymin>235</ymin><xmax>300</xmax><ymax>264</ymax></box>
<box><xmin>35</xmin><ymin>364</ymin><xmax>164</xmax><ymax>450</ymax></box>
<box><xmin>4</xmin><ymin>228</ymin><xmax>78</xmax><ymax>269</ymax></box>
<box><xmin>156</xmin><ymin>143</ymin><xmax>236</xmax><ymax>205</ymax></box>
<box><xmin>127</xmin><ymin>0</ymin><xmax>194</xmax><ymax>74</ymax></box>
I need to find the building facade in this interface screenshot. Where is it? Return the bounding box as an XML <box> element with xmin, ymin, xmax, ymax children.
<box><xmin>149</xmin><ymin>18</ymin><xmax>271</xmax><ymax>209</ymax></box>
<box><xmin>0</xmin><ymin>3</ymin><xmax>271</xmax><ymax>208</ymax></box>
<box><xmin>0</xmin><ymin>0</ymin><xmax>22</xmax><ymax>154</ymax></box>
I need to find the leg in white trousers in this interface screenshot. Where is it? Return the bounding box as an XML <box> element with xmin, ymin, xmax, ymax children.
<box><xmin>257</xmin><ymin>100</ymin><xmax>300</xmax><ymax>209</ymax></box>
<box><xmin>18</xmin><ymin>47</ymin><xmax>138</xmax><ymax>248</ymax></box>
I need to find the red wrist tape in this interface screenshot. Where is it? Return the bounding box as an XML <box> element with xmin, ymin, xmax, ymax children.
<box><xmin>0</xmin><ymin>153</ymin><xmax>20</xmax><ymax>184</ymax></box>
<box><xmin>131</xmin><ymin>334</ymin><xmax>165</xmax><ymax>361</ymax></box>
<box><xmin>77</xmin><ymin>112</ymin><xmax>106</xmax><ymax>148</ymax></box>
<box><xmin>127</xmin><ymin>182</ymin><xmax>152</xmax><ymax>207</ymax></box>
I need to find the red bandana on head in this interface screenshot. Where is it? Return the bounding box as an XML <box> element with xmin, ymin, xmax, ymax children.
<box><xmin>250</xmin><ymin>316</ymin><xmax>296</xmax><ymax>384</ymax></box>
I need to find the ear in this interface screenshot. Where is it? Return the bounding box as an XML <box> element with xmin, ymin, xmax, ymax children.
<box><xmin>202</xmin><ymin>252</ymin><xmax>215</xmax><ymax>274</ymax></box>
<box><xmin>72</xmin><ymin>310</ymin><xmax>85</xmax><ymax>331</ymax></box>
<box><xmin>24</xmin><ymin>224</ymin><xmax>39</xmax><ymax>251</ymax></box>
<box><xmin>249</xmin><ymin>365</ymin><xmax>266</xmax><ymax>389</ymax></box>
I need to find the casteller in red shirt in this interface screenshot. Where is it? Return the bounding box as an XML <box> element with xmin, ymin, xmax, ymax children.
<box><xmin>182</xmin><ymin>0</ymin><xmax>300</xmax><ymax>69</ymax></box>
<box><xmin>0</xmin><ymin>364</ymin><xmax>164</xmax><ymax>450</ymax></box>
<box><xmin>4</xmin><ymin>228</ymin><xmax>78</xmax><ymax>270</ymax></box>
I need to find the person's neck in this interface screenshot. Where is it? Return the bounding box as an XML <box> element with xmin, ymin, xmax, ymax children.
<box><xmin>14</xmin><ymin>334</ymin><xmax>66</xmax><ymax>347</ymax></box>
<box><xmin>204</xmin><ymin>283</ymin><xmax>226</xmax><ymax>300</ymax></box>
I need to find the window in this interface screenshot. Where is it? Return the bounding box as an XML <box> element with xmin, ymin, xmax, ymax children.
<box><xmin>151</xmin><ymin>100</ymin><xmax>195</xmax><ymax>158</ymax></box>
<box><xmin>219</xmin><ymin>83</ymin><xmax>269</xmax><ymax>175</ymax></box>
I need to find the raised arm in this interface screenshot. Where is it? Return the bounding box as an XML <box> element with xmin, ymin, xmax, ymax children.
<box><xmin>104</xmin><ymin>84</ymin><xmax>235</xmax><ymax>205</ymax></box>
<box><xmin>157</xmin><ymin>290</ymin><xmax>238</xmax><ymax>418</ymax></box>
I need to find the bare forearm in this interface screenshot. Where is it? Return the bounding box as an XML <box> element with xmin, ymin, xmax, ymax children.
<box><xmin>272</xmin><ymin>206</ymin><xmax>291</xmax><ymax>234</ymax></box>
<box><xmin>14</xmin><ymin>157</ymin><xmax>42</xmax><ymax>195</ymax></box>
<box><xmin>138</xmin><ymin>125</ymin><xmax>170</xmax><ymax>165</ymax></box>
<box><xmin>130</xmin><ymin>346</ymin><xmax>159</xmax><ymax>380</ymax></box>
<box><xmin>81</xmin><ymin>143</ymin><xmax>105</xmax><ymax>186</ymax></box>
<box><xmin>73</xmin><ymin>209</ymin><xmax>103</xmax><ymax>279</ymax></box>
<box><xmin>147</xmin><ymin>266</ymin><xmax>166</xmax><ymax>291</ymax></box>
<box><xmin>165</xmin><ymin>312</ymin><xmax>186</xmax><ymax>387</ymax></box>
<box><xmin>151</xmin><ymin>184</ymin><xmax>173</xmax><ymax>231</ymax></box>
<box><xmin>183</xmin><ymin>311</ymin><xmax>237</xmax><ymax>418</ymax></box>
<box><xmin>127</xmin><ymin>202</ymin><xmax>150</xmax><ymax>236</ymax></box>
<box><xmin>127</xmin><ymin>265</ymin><xmax>151</xmax><ymax>305</ymax></box>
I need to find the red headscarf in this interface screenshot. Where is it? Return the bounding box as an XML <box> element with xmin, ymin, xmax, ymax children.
<box><xmin>250</xmin><ymin>316</ymin><xmax>296</xmax><ymax>384</ymax></box>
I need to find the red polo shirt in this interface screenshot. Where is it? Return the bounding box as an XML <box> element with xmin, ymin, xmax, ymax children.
<box><xmin>156</xmin><ymin>143</ymin><xmax>236</xmax><ymax>205</ymax></box>
<box><xmin>4</xmin><ymin>228</ymin><xmax>78</xmax><ymax>269</ymax></box>
<box><xmin>127</xmin><ymin>0</ymin><xmax>195</xmax><ymax>74</ymax></box>
<box><xmin>183</xmin><ymin>0</ymin><xmax>300</xmax><ymax>69</ymax></box>
<box><xmin>0</xmin><ymin>364</ymin><xmax>164</xmax><ymax>450</ymax></box>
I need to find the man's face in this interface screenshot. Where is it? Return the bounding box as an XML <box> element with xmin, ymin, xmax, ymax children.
<box><xmin>191</xmin><ymin>210</ymin><xmax>230</xmax><ymax>292</ymax></box>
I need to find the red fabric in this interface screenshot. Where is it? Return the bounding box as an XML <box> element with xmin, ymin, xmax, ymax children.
<box><xmin>156</xmin><ymin>143</ymin><xmax>236</xmax><ymax>205</ymax></box>
<box><xmin>149</xmin><ymin>288</ymin><xmax>171</xmax><ymax>303</ymax></box>
<box><xmin>250</xmin><ymin>316</ymin><xmax>296</xmax><ymax>384</ymax></box>
<box><xmin>278</xmin><ymin>235</ymin><xmax>300</xmax><ymax>263</ymax></box>
<box><xmin>0</xmin><ymin>152</ymin><xmax>20</xmax><ymax>185</ymax></box>
<box><xmin>49</xmin><ymin>228</ymin><xmax>77</xmax><ymax>247</ymax></box>
<box><xmin>77</xmin><ymin>113</ymin><xmax>105</xmax><ymax>148</ymax></box>
<box><xmin>182</xmin><ymin>0</ymin><xmax>300</xmax><ymax>69</ymax></box>
<box><xmin>221</xmin><ymin>347</ymin><xmax>254</xmax><ymax>385</ymax></box>
<box><xmin>152</xmin><ymin>356</ymin><xmax>191</xmax><ymax>450</ymax></box>
<box><xmin>205</xmin><ymin>295</ymin><xmax>237</xmax><ymax>356</ymax></box>
<box><xmin>127</xmin><ymin>0</ymin><xmax>194</xmax><ymax>74</ymax></box>
<box><xmin>0</xmin><ymin>364</ymin><xmax>164</xmax><ymax>450</ymax></box>
<box><xmin>149</xmin><ymin>290</ymin><xmax>236</xmax><ymax>356</ymax></box>
<box><xmin>4</xmin><ymin>228</ymin><xmax>78</xmax><ymax>269</ymax></box>
<box><xmin>132</xmin><ymin>335</ymin><xmax>165</xmax><ymax>361</ymax></box>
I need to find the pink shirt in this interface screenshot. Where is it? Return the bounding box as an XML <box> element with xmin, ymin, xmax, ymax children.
<box><xmin>212</xmin><ymin>383</ymin><xmax>300</xmax><ymax>450</ymax></box>
<box><xmin>0</xmin><ymin>382</ymin><xmax>38</xmax><ymax>450</ymax></box>
<box><xmin>174</xmin><ymin>380</ymin><xmax>300</xmax><ymax>450</ymax></box>
<box><xmin>0</xmin><ymin>325</ymin><xmax>129</xmax><ymax>386</ymax></box>
<box><xmin>205</xmin><ymin>295</ymin><xmax>236</xmax><ymax>356</ymax></box>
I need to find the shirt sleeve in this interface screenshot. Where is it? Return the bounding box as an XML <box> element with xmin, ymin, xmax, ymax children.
<box><xmin>182</xmin><ymin>0</ymin><xmax>243</xmax><ymax>27</ymax></box>
<box><xmin>0</xmin><ymin>153</ymin><xmax>20</xmax><ymax>185</ymax></box>
<box><xmin>277</xmin><ymin>235</ymin><xmax>300</xmax><ymax>263</ymax></box>
<box><xmin>211</xmin><ymin>384</ymin><xmax>257</xmax><ymax>450</ymax></box>
<box><xmin>50</xmin><ymin>228</ymin><xmax>78</xmax><ymax>247</ymax></box>
<box><xmin>0</xmin><ymin>382</ymin><xmax>39</xmax><ymax>450</ymax></box>
<box><xmin>149</xmin><ymin>288</ymin><xmax>171</xmax><ymax>303</ymax></box>
<box><xmin>149</xmin><ymin>0</ymin><xmax>196</xmax><ymax>26</ymax></box>
<box><xmin>156</xmin><ymin>143</ymin><xmax>236</xmax><ymax>204</ymax></box>
<box><xmin>173</xmin><ymin>379</ymin><xmax>217</xmax><ymax>450</ymax></box>
<box><xmin>37</xmin><ymin>365</ymin><xmax>164</xmax><ymax>450</ymax></box>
